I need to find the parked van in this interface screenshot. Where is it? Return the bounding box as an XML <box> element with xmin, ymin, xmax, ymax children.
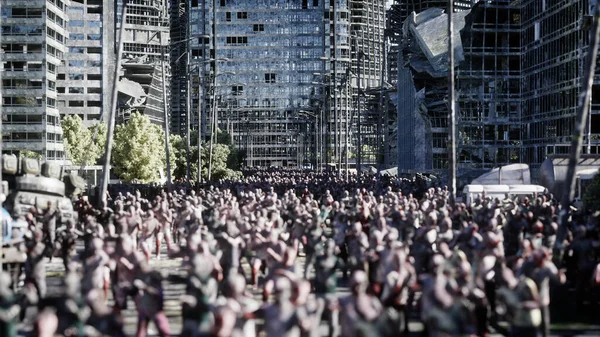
<box><xmin>462</xmin><ymin>184</ymin><xmax>546</xmax><ymax>206</ymax></box>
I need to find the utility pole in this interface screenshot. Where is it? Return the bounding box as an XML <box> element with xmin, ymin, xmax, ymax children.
<box><xmin>185</xmin><ymin>19</ymin><xmax>192</xmax><ymax>186</ymax></box>
<box><xmin>99</xmin><ymin>0</ymin><xmax>127</xmax><ymax>207</ymax></box>
<box><xmin>161</xmin><ymin>45</ymin><xmax>172</xmax><ymax>191</ymax></box>
<box><xmin>333</xmin><ymin>0</ymin><xmax>341</xmax><ymax>178</ymax></box>
<box><xmin>207</xmin><ymin>0</ymin><xmax>217</xmax><ymax>181</ymax></box>
<box><xmin>356</xmin><ymin>37</ymin><xmax>362</xmax><ymax>174</ymax></box>
<box><xmin>447</xmin><ymin>0</ymin><xmax>457</xmax><ymax>206</ymax></box>
<box><xmin>198</xmin><ymin>65</ymin><xmax>204</xmax><ymax>184</ymax></box>
<box><xmin>0</xmin><ymin>0</ymin><xmax>3</xmax><ymax>269</ymax></box>
<box><xmin>556</xmin><ymin>2</ymin><xmax>600</xmax><ymax>261</ymax></box>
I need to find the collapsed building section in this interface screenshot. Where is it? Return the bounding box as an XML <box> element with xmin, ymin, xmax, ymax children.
<box><xmin>386</xmin><ymin>1</ymin><xmax>472</xmax><ymax>86</ymax></box>
<box><xmin>115</xmin><ymin>0</ymin><xmax>170</xmax><ymax>125</ymax></box>
<box><xmin>397</xmin><ymin>8</ymin><xmax>467</xmax><ymax>171</ymax></box>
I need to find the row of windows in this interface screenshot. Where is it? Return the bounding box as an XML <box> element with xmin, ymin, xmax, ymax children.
<box><xmin>1</xmin><ymin>8</ymin><xmax>43</xmax><ymax>18</ymax></box>
<box><xmin>225</xmin><ymin>36</ymin><xmax>248</xmax><ymax>45</ymax></box>
<box><xmin>1</xmin><ymin>25</ymin><xmax>43</xmax><ymax>36</ymax></box>
<box><xmin>48</xmin><ymin>0</ymin><xmax>66</xmax><ymax>11</ymax></box>
<box><xmin>2</xmin><ymin>114</ymin><xmax>43</xmax><ymax>124</ymax></box>
<box><xmin>70</xmin><ymin>33</ymin><xmax>102</xmax><ymax>40</ymax></box>
<box><xmin>1</xmin><ymin>96</ymin><xmax>43</xmax><ymax>106</ymax></box>
<box><xmin>1</xmin><ymin>79</ymin><xmax>43</xmax><ymax>89</ymax></box>
<box><xmin>2</xmin><ymin>132</ymin><xmax>44</xmax><ymax>142</ymax></box>
<box><xmin>69</xmin><ymin>20</ymin><xmax>102</xmax><ymax>28</ymax></box>
<box><xmin>214</xmin><ymin>0</ymin><xmax>319</xmax><ymax>9</ymax></box>
<box><xmin>57</xmin><ymin>100</ymin><xmax>101</xmax><ymax>107</ymax></box>
<box><xmin>47</xmin><ymin>27</ymin><xmax>65</xmax><ymax>43</ymax></box>
<box><xmin>218</xmin><ymin>12</ymin><xmax>323</xmax><ymax>23</ymax></box>
<box><xmin>47</xmin><ymin>45</ymin><xmax>65</xmax><ymax>59</ymax></box>
<box><xmin>68</xmin><ymin>6</ymin><xmax>102</xmax><ymax>15</ymax></box>
<box><xmin>57</xmin><ymin>87</ymin><xmax>102</xmax><ymax>95</ymax></box>
<box><xmin>57</xmin><ymin>73</ymin><xmax>102</xmax><ymax>81</ymax></box>
<box><xmin>68</xmin><ymin>46</ymin><xmax>102</xmax><ymax>54</ymax></box>
<box><xmin>1</xmin><ymin>115</ymin><xmax>62</xmax><ymax>127</ymax></box>
<box><xmin>46</xmin><ymin>9</ymin><xmax>65</xmax><ymax>27</ymax></box>
<box><xmin>66</xmin><ymin>60</ymin><xmax>101</xmax><ymax>67</ymax></box>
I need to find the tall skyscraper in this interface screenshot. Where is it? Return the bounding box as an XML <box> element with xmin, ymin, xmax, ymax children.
<box><xmin>57</xmin><ymin>0</ymin><xmax>115</xmax><ymax>126</ymax></box>
<box><xmin>186</xmin><ymin>0</ymin><xmax>385</xmax><ymax>168</ymax></box>
<box><xmin>1</xmin><ymin>0</ymin><xmax>68</xmax><ymax>162</ymax></box>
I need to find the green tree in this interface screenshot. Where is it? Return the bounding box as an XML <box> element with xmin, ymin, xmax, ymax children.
<box><xmin>90</xmin><ymin>121</ymin><xmax>108</xmax><ymax>155</ymax></box>
<box><xmin>170</xmin><ymin>134</ymin><xmax>193</xmax><ymax>181</ymax></box>
<box><xmin>170</xmin><ymin>128</ymin><xmax>242</xmax><ymax>183</ymax></box>
<box><xmin>112</xmin><ymin>111</ymin><xmax>175</xmax><ymax>183</ymax></box>
<box><xmin>62</xmin><ymin>115</ymin><xmax>104</xmax><ymax>165</ymax></box>
<box><xmin>19</xmin><ymin>150</ymin><xmax>42</xmax><ymax>160</ymax></box>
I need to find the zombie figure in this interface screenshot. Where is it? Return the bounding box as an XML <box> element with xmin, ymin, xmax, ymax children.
<box><xmin>139</xmin><ymin>210</ymin><xmax>162</xmax><ymax>261</ymax></box>
<box><xmin>339</xmin><ymin>270</ymin><xmax>383</xmax><ymax>337</ymax></box>
<box><xmin>55</xmin><ymin>219</ymin><xmax>82</xmax><ymax>273</ymax></box>
<box><xmin>80</xmin><ymin>238</ymin><xmax>110</xmax><ymax>301</ymax></box>
<box><xmin>517</xmin><ymin>248</ymin><xmax>566</xmax><ymax>337</ymax></box>
<box><xmin>344</xmin><ymin>222</ymin><xmax>369</xmax><ymax>274</ymax></box>
<box><xmin>259</xmin><ymin>277</ymin><xmax>301</xmax><ymax>337</ymax></box>
<box><xmin>379</xmin><ymin>248</ymin><xmax>416</xmax><ymax>336</ymax></box>
<box><xmin>133</xmin><ymin>262</ymin><xmax>171</xmax><ymax>337</ymax></box>
<box><xmin>312</xmin><ymin>239</ymin><xmax>342</xmax><ymax>337</ymax></box>
<box><xmin>41</xmin><ymin>201</ymin><xmax>60</xmax><ymax>255</ymax></box>
<box><xmin>56</xmin><ymin>272</ymin><xmax>90</xmax><ymax>337</ymax></box>
<box><xmin>23</xmin><ymin>223</ymin><xmax>50</xmax><ymax>300</ymax></box>
<box><xmin>497</xmin><ymin>267</ymin><xmax>542</xmax><ymax>337</ymax></box>
<box><xmin>0</xmin><ymin>271</ymin><xmax>20</xmax><ymax>337</ymax></box>
<box><xmin>176</xmin><ymin>254</ymin><xmax>219</xmax><ymax>337</ymax></box>
<box><xmin>109</xmin><ymin>235</ymin><xmax>145</xmax><ymax>315</ymax></box>
<box><xmin>213</xmin><ymin>273</ymin><xmax>259</xmax><ymax>337</ymax></box>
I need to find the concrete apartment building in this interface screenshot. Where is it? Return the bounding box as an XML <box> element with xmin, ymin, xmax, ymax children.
<box><xmin>57</xmin><ymin>0</ymin><xmax>115</xmax><ymax>126</ymax></box>
<box><xmin>1</xmin><ymin>0</ymin><xmax>67</xmax><ymax>162</ymax></box>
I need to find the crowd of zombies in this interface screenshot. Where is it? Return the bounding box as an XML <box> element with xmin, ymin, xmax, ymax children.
<box><xmin>1</xmin><ymin>169</ymin><xmax>600</xmax><ymax>337</ymax></box>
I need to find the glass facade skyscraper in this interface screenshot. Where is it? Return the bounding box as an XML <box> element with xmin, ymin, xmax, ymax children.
<box><xmin>190</xmin><ymin>0</ymin><xmax>337</xmax><ymax>167</ymax></box>
<box><xmin>186</xmin><ymin>0</ymin><xmax>384</xmax><ymax>168</ymax></box>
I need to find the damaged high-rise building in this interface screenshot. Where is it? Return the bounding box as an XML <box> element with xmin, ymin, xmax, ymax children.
<box><xmin>395</xmin><ymin>0</ymin><xmax>598</xmax><ymax>178</ymax></box>
<box><xmin>185</xmin><ymin>0</ymin><xmax>385</xmax><ymax>168</ymax></box>
<box><xmin>115</xmin><ymin>0</ymin><xmax>170</xmax><ymax>125</ymax></box>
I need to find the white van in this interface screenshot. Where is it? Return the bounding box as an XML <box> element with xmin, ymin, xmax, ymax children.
<box><xmin>462</xmin><ymin>184</ymin><xmax>546</xmax><ymax>206</ymax></box>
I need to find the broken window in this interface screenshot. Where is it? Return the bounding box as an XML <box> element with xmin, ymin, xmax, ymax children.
<box><xmin>265</xmin><ymin>73</ymin><xmax>276</xmax><ymax>83</ymax></box>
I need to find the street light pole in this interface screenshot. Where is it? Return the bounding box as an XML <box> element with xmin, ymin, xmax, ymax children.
<box><xmin>198</xmin><ymin>65</ymin><xmax>204</xmax><ymax>184</ymax></box>
<box><xmin>208</xmin><ymin>0</ymin><xmax>218</xmax><ymax>181</ymax></box>
<box><xmin>356</xmin><ymin>37</ymin><xmax>362</xmax><ymax>174</ymax></box>
<box><xmin>448</xmin><ymin>0</ymin><xmax>457</xmax><ymax>205</ymax></box>
<box><xmin>161</xmin><ymin>46</ymin><xmax>173</xmax><ymax>191</ymax></box>
<box><xmin>185</xmin><ymin>38</ymin><xmax>192</xmax><ymax>186</ymax></box>
<box><xmin>99</xmin><ymin>0</ymin><xmax>127</xmax><ymax>207</ymax></box>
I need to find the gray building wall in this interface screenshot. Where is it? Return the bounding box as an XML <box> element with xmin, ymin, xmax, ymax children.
<box><xmin>1</xmin><ymin>0</ymin><xmax>66</xmax><ymax>162</ymax></box>
<box><xmin>57</xmin><ymin>0</ymin><xmax>114</xmax><ymax>126</ymax></box>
